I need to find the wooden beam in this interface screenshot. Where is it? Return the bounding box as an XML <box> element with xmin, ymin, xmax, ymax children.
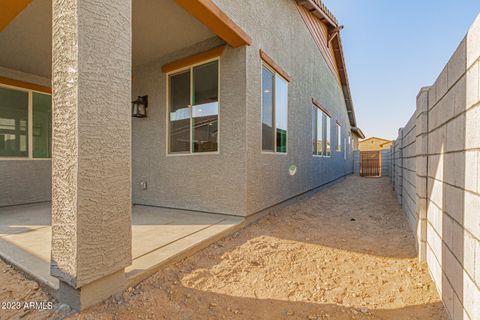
<box><xmin>260</xmin><ymin>50</ymin><xmax>291</xmax><ymax>82</ymax></box>
<box><xmin>0</xmin><ymin>0</ymin><xmax>32</xmax><ymax>32</ymax></box>
<box><xmin>312</xmin><ymin>98</ymin><xmax>331</xmax><ymax>117</ymax></box>
<box><xmin>0</xmin><ymin>76</ymin><xmax>51</xmax><ymax>94</ymax></box>
<box><xmin>175</xmin><ymin>0</ymin><xmax>251</xmax><ymax>48</ymax></box>
<box><xmin>162</xmin><ymin>45</ymin><xmax>226</xmax><ymax>73</ymax></box>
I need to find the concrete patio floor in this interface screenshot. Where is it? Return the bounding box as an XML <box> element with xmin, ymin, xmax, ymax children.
<box><xmin>0</xmin><ymin>203</ymin><xmax>243</xmax><ymax>292</ymax></box>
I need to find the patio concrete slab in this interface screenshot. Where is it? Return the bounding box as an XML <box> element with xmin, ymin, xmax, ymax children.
<box><xmin>0</xmin><ymin>202</ymin><xmax>50</xmax><ymax>236</ymax></box>
<box><xmin>127</xmin><ymin>212</ymin><xmax>243</xmax><ymax>286</ymax></box>
<box><xmin>0</xmin><ymin>203</ymin><xmax>243</xmax><ymax>293</ymax></box>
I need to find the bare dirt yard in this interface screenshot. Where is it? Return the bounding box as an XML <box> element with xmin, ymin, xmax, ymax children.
<box><xmin>1</xmin><ymin>176</ymin><xmax>447</xmax><ymax>319</ymax></box>
<box><xmin>0</xmin><ymin>258</ymin><xmax>68</xmax><ymax>319</ymax></box>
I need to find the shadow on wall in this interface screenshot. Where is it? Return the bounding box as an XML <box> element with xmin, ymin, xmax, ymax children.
<box><xmin>390</xmin><ymin>15</ymin><xmax>480</xmax><ymax>319</ymax></box>
<box><xmin>425</xmin><ymin>29</ymin><xmax>480</xmax><ymax>319</ymax></box>
<box><xmin>393</xmin><ymin>19</ymin><xmax>480</xmax><ymax>319</ymax></box>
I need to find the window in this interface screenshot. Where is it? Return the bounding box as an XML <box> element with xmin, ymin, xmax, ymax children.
<box><xmin>32</xmin><ymin>92</ymin><xmax>52</xmax><ymax>158</ymax></box>
<box><xmin>312</xmin><ymin>106</ymin><xmax>323</xmax><ymax>155</ymax></box>
<box><xmin>326</xmin><ymin>114</ymin><xmax>331</xmax><ymax>157</ymax></box>
<box><xmin>336</xmin><ymin>122</ymin><xmax>341</xmax><ymax>152</ymax></box>
<box><xmin>0</xmin><ymin>86</ymin><xmax>51</xmax><ymax>158</ymax></box>
<box><xmin>262</xmin><ymin>65</ymin><xmax>288</xmax><ymax>153</ymax></box>
<box><xmin>312</xmin><ymin>105</ymin><xmax>331</xmax><ymax>157</ymax></box>
<box><xmin>168</xmin><ymin>60</ymin><xmax>219</xmax><ymax>154</ymax></box>
<box><xmin>346</xmin><ymin>133</ymin><xmax>351</xmax><ymax>159</ymax></box>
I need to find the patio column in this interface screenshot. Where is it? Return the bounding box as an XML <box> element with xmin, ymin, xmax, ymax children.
<box><xmin>415</xmin><ymin>87</ymin><xmax>429</xmax><ymax>261</ymax></box>
<box><xmin>51</xmin><ymin>0</ymin><xmax>132</xmax><ymax>310</ymax></box>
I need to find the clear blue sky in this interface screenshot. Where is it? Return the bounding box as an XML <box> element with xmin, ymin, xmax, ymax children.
<box><xmin>321</xmin><ymin>0</ymin><xmax>480</xmax><ymax>140</ymax></box>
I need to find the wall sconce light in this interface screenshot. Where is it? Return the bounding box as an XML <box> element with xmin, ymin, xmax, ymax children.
<box><xmin>132</xmin><ymin>95</ymin><xmax>148</xmax><ymax>118</ymax></box>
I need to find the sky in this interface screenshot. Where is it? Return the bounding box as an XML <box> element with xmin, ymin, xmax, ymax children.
<box><xmin>321</xmin><ymin>0</ymin><xmax>480</xmax><ymax>140</ymax></box>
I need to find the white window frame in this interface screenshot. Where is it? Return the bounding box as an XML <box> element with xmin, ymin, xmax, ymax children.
<box><xmin>336</xmin><ymin>122</ymin><xmax>341</xmax><ymax>152</ymax></box>
<box><xmin>348</xmin><ymin>133</ymin><xmax>351</xmax><ymax>150</ymax></box>
<box><xmin>0</xmin><ymin>83</ymin><xmax>51</xmax><ymax>160</ymax></box>
<box><xmin>325</xmin><ymin>113</ymin><xmax>331</xmax><ymax>157</ymax></box>
<box><xmin>312</xmin><ymin>106</ymin><xmax>322</xmax><ymax>157</ymax></box>
<box><xmin>312</xmin><ymin>106</ymin><xmax>332</xmax><ymax>158</ymax></box>
<box><xmin>165</xmin><ymin>57</ymin><xmax>221</xmax><ymax>156</ymax></box>
<box><xmin>261</xmin><ymin>63</ymin><xmax>288</xmax><ymax>155</ymax></box>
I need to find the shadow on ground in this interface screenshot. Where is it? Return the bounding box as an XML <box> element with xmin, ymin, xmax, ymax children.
<box><xmin>72</xmin><ymin>176</ymin><xmax>447</xmax><ymax>320</ymax></box>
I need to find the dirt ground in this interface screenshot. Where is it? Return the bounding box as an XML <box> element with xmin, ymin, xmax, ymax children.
<box><xmin>0</xmin><ymin>258</ymin><xmax>70</xmax><ymax>320</ymax></box>
<box><xmin>1</xmin><ymin>176</ymin><xmax>447</xmax><ymax>320</ymax></box>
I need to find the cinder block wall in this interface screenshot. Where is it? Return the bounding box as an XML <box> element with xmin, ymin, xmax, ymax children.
<box><xmin>353</xmin><ymin>150</ymin><xmax>360</xmax><ymax>175</ymax></box>
<box><xmin>392</xmin><ymin>132</ymin><xmax>404</xmax><ymax>205</ymax></box>
<box><xmin>381</xmin><ymin>149</ymin><xmax>391</xmax><ymax>176</ymax></box>
<box><xmin>392</xmin><ymin>14</ymin><xmax>480</xmax><ymax>320</ymax></box>
<box><xmin>395</xmin><ymin>113</ymin><xmax>418</xmax><ymax>233</ymax></box>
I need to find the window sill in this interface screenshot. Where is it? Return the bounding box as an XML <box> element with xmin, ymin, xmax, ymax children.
<box><xmin>166</xmin><ymin>151</ymin><xmax>220</xmax><ymax>157</ymax></box>
<box><xmin>261</xmin><ymin>151</ymin><xmax>288</xmax><ymax>155</ymax></box>
<box><xmin>0</xmin><ymin>157</ymin><xmax>51</xmax><ymax>160</ymax></box>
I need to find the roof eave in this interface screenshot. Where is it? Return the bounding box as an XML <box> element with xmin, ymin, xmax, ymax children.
<box><xmin>297</xmin><ymin>0</ymin><xmax>358</xmax><ymax>129</ymax></box>
<box><xmin>351</xmin><ymin>127</ymin><xmax>365</xmax><ymax>139</ymax></box>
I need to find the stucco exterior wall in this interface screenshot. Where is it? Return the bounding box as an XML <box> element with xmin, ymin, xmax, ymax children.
<box><xmin>51</xmin><ymin>0</ymin><xmax>132</xmax><ymax>297</ymax></box>
<box><xmin>392</xmin><ymin>15</ymin><xmax>480</xmax><ymax>319</ymax></box>
<box><xmin>213</xmin><ymin>0</ymin><xmax>354</xmax><ymax>215</ymax></box>
<box><xmin>132</xmin><ymin>37</ymin><xmax>247</xmax><ymax>216</ymax></box>
<box><xmin>0</xmin><ymin>160</ymin><xmax>51</xmax><ymax>207</ymax></box>
<box><xmin>0</xmin><ymin>66</ymin><xmax>51</xmax><ymax>207</ymax></box>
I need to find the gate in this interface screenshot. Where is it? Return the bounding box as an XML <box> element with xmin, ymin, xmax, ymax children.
<box><xmin>360</xmin><ymin>151</ymin><xmax>381</xmax><ymax>177</ymax></box>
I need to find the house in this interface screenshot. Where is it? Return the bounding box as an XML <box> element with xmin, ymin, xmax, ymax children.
<box><xmin>358</xmin><ymin>137</ymin><xmax>393</xmax><ymax>152</ymax></box>
<box><xmin>0</xmin><ymin>0</ymin><xmax>362</xmax><ymax>309</ymax></box>
<box><xmin>353</xmin><ymin>137</ymin><xmax>392</xmax><ymax>177</ymax></box>
<box><xmin>351</xmin><ymin>127</ymin><xmax>365</xmax><ymax>150</ymax></box>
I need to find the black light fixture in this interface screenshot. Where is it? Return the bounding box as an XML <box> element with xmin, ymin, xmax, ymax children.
<box><xmin>132</xmin><ymin>95</ymin><xmax>148</xmax><ymax>118</ymax></box>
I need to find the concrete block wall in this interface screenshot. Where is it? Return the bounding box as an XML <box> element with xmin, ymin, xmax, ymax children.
<box><xmin>400</xmin><ymin>112</ymin><xmax>418</xmax><ymax>234</ymax></box>
<box><xmin>392</xmin><ymin>130</ymin><xmax>404</xmax><ymax>205</ymax></box>
<box><xmin>381</xmin><ymin>149</ymin><xmax>391</xmax><ymax>176</ymax></box>
<box><xmin>392</xmin><ymin>14</ymin><xmax>480</xmax><ymax>320</ymax></box>
<box><xmin>390</xmin><ymin>145</ymin><xmax>395</xmax><ymax>184</ymax></box>
<box><xmin>353</xmin><ymin>150</ymin><xmax>360</xmax><ymax>175</ymax></box>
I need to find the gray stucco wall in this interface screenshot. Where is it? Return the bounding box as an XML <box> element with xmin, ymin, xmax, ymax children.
<box><xmin>213</xmin><ymin>0</ymin><xmax>354</xmax><ymax>215</ymax></box>
<box><xmin>0</xmin><ymin>160</ymin><xmax>51</xmax><ymax>207</ymax></box>
<box><xmin>132</xmin><ymin>37</ymin><xmax>247</xmax><ymax>216</ymax></box>
<box><xmin>132</xmin><ymin>1</ymin><xmax>354</xmax><ymax>217</ymax></box>
<box><xmin>0</xmin><ymin>67</ymin><xmax>51</xmax><ymax>207</ymax></box>
<box><xmin>51</xmin><ymin>0</ymin><xmax>132</xmax><ymax>297</ymax></box>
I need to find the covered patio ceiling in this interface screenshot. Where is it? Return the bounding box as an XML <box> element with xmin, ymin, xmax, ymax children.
<box><xmin>0</xmin><ymin>0</ymin><xmax>237</xmax><ymax>79</ymax></box>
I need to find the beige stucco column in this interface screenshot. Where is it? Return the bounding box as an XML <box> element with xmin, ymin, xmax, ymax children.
<box><xmin>415</xmin><ymin>87</ymin><xmax>429</xmax><ymax>261</ymax></box>
<box><xmin>51</xmin><ymin>0</ymin><xmax>132</xmax><ymax>310</ymax></box>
